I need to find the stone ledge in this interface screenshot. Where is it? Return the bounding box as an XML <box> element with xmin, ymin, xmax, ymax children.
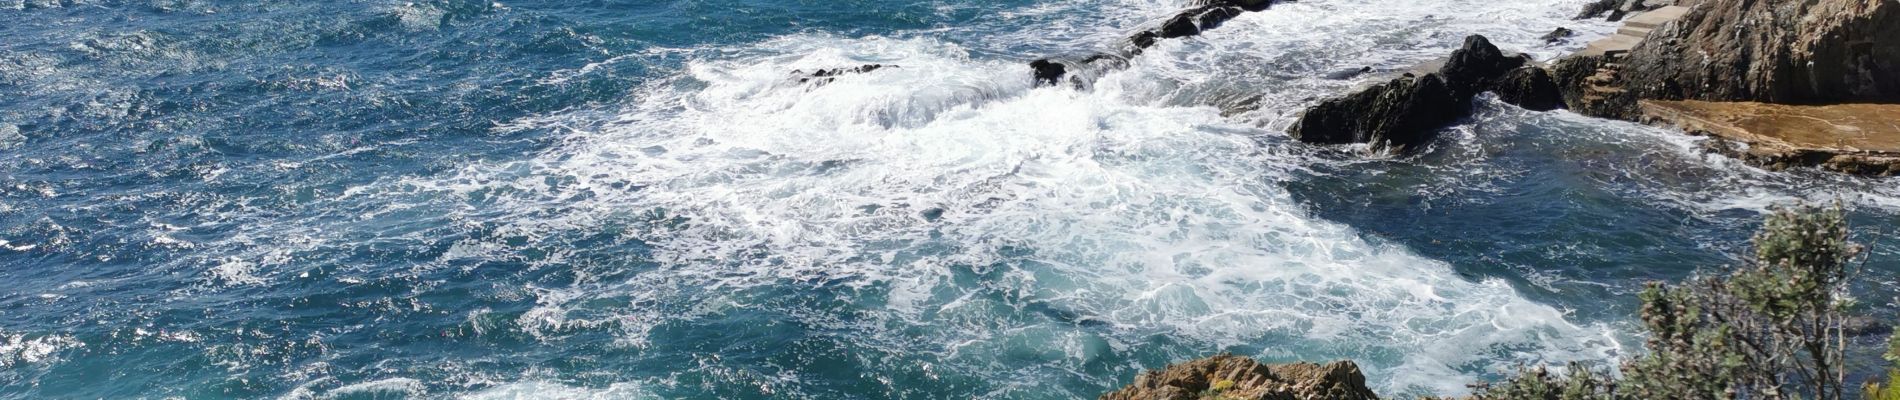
<box><xmin>1639</xmin><ymin>100</ymin><xmax>1900</xmax><ymax>175</ymax></box>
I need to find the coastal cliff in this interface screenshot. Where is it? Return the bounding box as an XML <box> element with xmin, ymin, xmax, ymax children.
<box><xmin>1288</xmin><ymin>0</ymin><xmax>1900</xmax><ymax>175</ymax></box>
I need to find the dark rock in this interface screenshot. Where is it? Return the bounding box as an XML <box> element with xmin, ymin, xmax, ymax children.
<box><xmin>1194</xmin><ymin>6</ymin><xmax>1244</xmax><ymax>31</ymax></box>
<box><xmin>1030</xmin><ymin>59</ymin><xmax>1067</xmax><ymax>87</ymax></box>
<box><xmin>793</xmin><ymin>64</ymin><xmax>894</xmax><ymax>85</ymax></box>
<box><xmin>1289</xmin><ymin>35</ymin><xmax>1569</xmax><ymax>152</ymax></box>
<box><xmin>1574</xmin><ymin>0</ymin><xmax>1619</xmax><ymax>19</ymax></box>
<box><xmin>1129</xmin><ymin>31</ymin><xmax>1160</xmax><ymax>49</ymax></box>
<box><xmin>1289</xmin><ymin>73</ymin><xmax>1463</xmax><ymax>153</ymax></box>
<box><xmin>1204</xmin><ymin>0</ymin><xmax>1273</xmax><ymax>12</ymax></box>
<box><xmin>1100</xmin><ymin>355</ymin><xmax>1379</xmax><ymax>400</ymax></box>
<box><xmin>1493</xmin><ymin>67</ymin><xmax>1565</xmax><ymax>111</ymax></box>
<box><xmin>1541</xmin><ymin>27</ymin><xmax>1575</xmax><ymax>44</ymax></box>
<box><xmin>1158</xmin><ymin>11</ymin><xmax>1202</xmax><ymax>38</ymax></box>
<box><xmin>1438</xmin><ymin>35</ymin><xmax>1529</xmax><ymax>96</ymax></box>
<box><xmin>1323</xmin><ymin>66</ymin><xmax>1373</xmax><ymax>80</ymax></box>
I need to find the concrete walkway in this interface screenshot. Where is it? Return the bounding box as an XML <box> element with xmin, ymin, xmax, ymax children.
<box><xmin>1578</xmin><ymin>6</ymin><xmax>1689</xmax><ymax>57</ymax></box>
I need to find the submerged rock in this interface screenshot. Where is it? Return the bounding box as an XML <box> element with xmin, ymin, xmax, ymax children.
<box><xmin>1323</xmin><ymin>66</ymin><xmax>1373</xmax><ymax>80</ymax></box>
<box><xmin>1100</xmin><ymin>355</ymin><xmax>1379</xmax><ymax>400</ymax></box>
<box><xmin>1539</xmin><ymin>27</ymin><xmax>1575</xmax><ymax>44</ymax></box>
<box><xmin>1027</xmin><ymin>0</ymin><xmax>1279</xmax><ymax>87</ymax></box>
<box><xmin>792</xmin><ymin>64</ymin><xmax>894</xmax><ymax>85</ymax></box>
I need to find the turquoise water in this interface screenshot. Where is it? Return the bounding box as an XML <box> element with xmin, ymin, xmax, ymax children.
<box><xmin>1</xmin><ymin>0</ymin><xmax>1896</xmax><ymax>398</ymax></box>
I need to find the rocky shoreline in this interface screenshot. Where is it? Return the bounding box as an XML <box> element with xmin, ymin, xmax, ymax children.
<box><xmin>1288</xmin><ymin>0</ymin><xmax>1900</xmax><ymax>175</ymax></box>
<box><xmin>1099</xmin><ymin>355</ymin><xmax>1380</xmax><ymax>400</ymax></box>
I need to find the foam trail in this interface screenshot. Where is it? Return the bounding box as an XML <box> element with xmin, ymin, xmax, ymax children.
<box><xmin>241</xmin><ymin>0</ymin><xmax>1645</xmax><ymax>396</ymax></box>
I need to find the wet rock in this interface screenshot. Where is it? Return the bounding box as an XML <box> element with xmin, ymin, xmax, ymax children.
<box><xmin>1028</xmin><ymin>0</ymin><xmax>1279</xmax><ymax>86</ymax></box>
<box><xmin>1288</xmin><ymin>73</ymin><xmax>1462</xmax><ymax>153</ymax></box>
<box><xmin>1438</xmin><ymin>36</ymin><xmax>1529</xmax><ymax>97</ymax></box>
<box><xmin>1030</xmin><ymin>59</ymin><xmax>1067</xmax><ymax>87</ymax></box>
<box><xmin>1492</xmin><ymin>67</ymin><xmax>1565</xmax><ymax>111</ymax></box>
<box><xmin>1540</xmin><ymin>27</ymin><xmax>1575</xmax><ymax>44</ymax></box>
<box><xmin>792</xmin><ymin>64</ymin><xmax>894</xmax><ymax>85</ymax></box>
<box><xmin>1323</xmin><ymin>66</ymin><xmax>1373</xmax><ymax>80</ymax></box>
<box><xmin>1574</xmin><ymin>0</ymin><xmax>1620</xmax><ymax>19</ymax></box>
<box><xmin>1100</xmin><ymin>355</ymin><xmax>1379</xmax><ymax>400</ymax></box>
<box><xmin>1158</xmin><ymin>11</ymin><xmax>1203</xmax><ymax>38</ymax></box>
<box><xmin>1289</xmin><ymin>35</ymin><xmax>1559</xmax><ymax>152</ymax></box>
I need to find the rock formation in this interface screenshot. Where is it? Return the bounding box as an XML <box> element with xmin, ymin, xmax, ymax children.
<box><xmin>1617</xmin><ymin>0</ymin><xmax>1899</xmax><ymax>106</ymax></box>
<box><xmin>1100</xmin><ymin>355</ymin><xmax>1379</xmax><ymax>400</ymax></box>
<box><xmin>792</xmin><ymin>64</ymin><xmax>895</xmax><ymax>85</ymax></box>
<box><xmin>1287</xmin><ymin>36</ymin><xmax>1562</xmax><ymax>153</ymax></box>
<box><xmin>1029</xmin><ymin>0</ymin><xmax>1277</xmax><ymax>87</ymax></box>
<box><xmin>1559</xmin><ymin>0</ymin><xmax>1899</xmax><ymax>119</ymax></box>
<box><xmin>1548</xmin><ymin>0</ymin><xmax>1900</xmax><ymax>174</ymax></box>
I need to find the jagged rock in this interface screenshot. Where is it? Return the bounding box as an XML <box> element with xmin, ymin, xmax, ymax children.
<box><xmin>1437</xmin><ymin>36</ymin><xmax>1530</xmax><ymax>97</ymax></box>
<box><xmin>1100</xmin><ymin>355</ymin><xmax>1379</xmax><ymax>400</ymax></box>
<box><xmin>1027</xmin><ymin>0</ymin><xmax>1279</xmax><ymax>86</ymax></box>
<box><xmin>1574</xmin><ymin>0</ymin><xmax>1620</xmax><ymax>19</ymax></box>
<box><xmin>1289</xmin><ymin>73</ymin><xmax>1462</xmax><ymax>153</ymax></box>
<box><xmin>1492</xmin><ymin>67</ymin><xmax>1565</xmax><ymax>111</ymax></box>
<box><xmin>1289</xmin><ymin>35</ymin><xmax>1562</xmax><ymax>152</ymax></box>
<box><xmin>792</xmin><ymin>64</ymin><xmax>894</xmax><ymax>85</ymax></box>
<box><xmin>1540</xmin><ymin>27</ymin><xmax>1575</xmax><ymax>44</ymax></box>
<box><xmin>1159</xmin><ymin>11</ymin><xmax>1203</xmax><ymax>38</ymax></box>
<box><xmin>1030</xmin><ymin>59</ymin><xmax>1067</xmax><ymax>87</ymax></box>
<box><xmin>1616</xmin><ymin>0</ymin><xmax>1900</xmax><ymax>106</ymax></box>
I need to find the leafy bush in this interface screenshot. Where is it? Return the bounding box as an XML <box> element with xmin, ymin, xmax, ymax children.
<box><xmin>1462</xmin><ymin>203</ymin><xmax>1870</xmax><ymax>400</ymax></box>
<box><xmin>1868</xmin><ymin>334</ymin><xmax>1900</xmax><ymax>400</ymax></box>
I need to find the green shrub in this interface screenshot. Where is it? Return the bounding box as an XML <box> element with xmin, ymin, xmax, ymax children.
<box><xmin>1462</xmin><ymin>203</ymin><xmax>1868</xmax><ymax>400</ymax></box>
<box><xmin>1868</xmin><ymin>333</ymin><xmax>1900</xmax><ymax>400</ymax></box>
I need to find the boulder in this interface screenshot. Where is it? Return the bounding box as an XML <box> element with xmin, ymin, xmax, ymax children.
<box><xmin>1288</xmin><ymin>73</ymin><xmax>1463</xmax><ymax>153</ymax></box>
<box><xmin>1100</xmin><ymin>355</ymin><xmax>1379</xmax><ymax>400</ymax></box>
<box><xmin>1540</xmin><ymin>27</ymin><xmax>1575</xmax><ymax>44</ymax></box>
<box><xmin>1030</xmin><ymin>59</ymin><xmax>1067</xmax><ymax>87</ymax></box>
<box><xmin>1492</xmin><ymin>67</ymin><xmax>1566</xmax><ymax>111</ymax></box>
<box><xmin>1437</xmin><ymin>36</ymin><xmax>1530</xmax><ymax>97</ymax></box>
<box><xmin>1288</xmin><ymin>35</ymin><xmax>1564</xmax><ymax>152</ymax></box>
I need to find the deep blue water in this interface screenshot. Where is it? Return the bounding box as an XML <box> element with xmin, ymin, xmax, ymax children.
<box><xmin>2</xmin><ymin>0</ymin><xmax>1896</xmax><ymax>399</ymax></box>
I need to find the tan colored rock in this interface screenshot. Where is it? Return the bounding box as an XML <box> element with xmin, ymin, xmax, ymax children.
<box><xmin>1100</xmin><ymin>355</ymin><xmax>1379</xmax><ymax>400</ymax></box>
<box><xmin>1620</xmin><ymin>0</ymin><xmax>1900</xmax><ymax>105</ymax></box>
<box><xmin>1638</xmin><ymin>100</ymin><xmax>1900</xmax><ymax>175</ymax></box>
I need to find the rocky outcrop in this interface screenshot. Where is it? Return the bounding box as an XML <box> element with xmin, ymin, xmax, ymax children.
<box><xmin>1101</xmin><ymin>355</ymin><xmax>1379</xmax><ymax>400</ymax></box>
<box><xmin>1639</xmin><ymin>100</ymin><xmax>1900</xmax><ymax>175</ymax></box>
<box><xmin>1618</xmin><ymin>0</ymin><xmax>1899</xmax><ymax>106</ymax></box>
<box><xmin>1288</xmin><ymin>74</ymin><xmax>1462</xmax><ymax>152</ymax></box>
<box><xmin>1030</xmin><ymin>0</ymin><xmax>1277</xmax><ymax>87</ymax></box>
<box><xmin>1492</xmin><ymin>67</ymin><xmax>1566</xmax><ymax>112</ymax></box>
<box><xmin>1288</xmin><ymin>36</ymin><xmax>1564</xmax><ymax>152</ymax></box>
<box><xmin>1568</xmin><ymin>0</ymin><xmax>1900</xmax><ymax>119</ymax></box>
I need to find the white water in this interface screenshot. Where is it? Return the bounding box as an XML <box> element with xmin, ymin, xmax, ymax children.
<box><xmin>328</xmin><ymin>0</ymin><xmax>1641</xmax><ymax>396</ymax></box>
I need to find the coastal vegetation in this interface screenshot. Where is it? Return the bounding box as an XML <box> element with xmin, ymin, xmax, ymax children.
<box><xmin>1108</xmin><ymin>203</ymin><xmax>1897</xmax><ymax>399</ymax></box>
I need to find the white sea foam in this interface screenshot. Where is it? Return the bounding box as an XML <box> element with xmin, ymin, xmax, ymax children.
<box><xmin>332</xmin><ymin>0</ymin><xmax>1641</xmax><ymax>395</ymax></box>
<box><xmin>177</xmin><ymin>0</ymin><xmax>1900</xmax><ymax>397</ymax></box>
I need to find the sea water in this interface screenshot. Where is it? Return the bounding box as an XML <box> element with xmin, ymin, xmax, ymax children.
<box><xmin>1</xmin><ymin>0</ymin><xmax>1896</xmax><ymax>399</ymax></box>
